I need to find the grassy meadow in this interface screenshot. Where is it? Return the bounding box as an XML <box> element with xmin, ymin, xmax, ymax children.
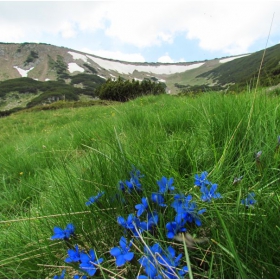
<box><xmin>0</xmin><ymin>90</ymin><xmax>279</xmax><ymax>279</ymax></box>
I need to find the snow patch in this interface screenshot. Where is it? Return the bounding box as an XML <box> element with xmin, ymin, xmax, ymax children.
<box><xmin>219</xmin><ymin>54</ymin><xmax>250</xmax><ymax>63</ymax></box>
<box><xmin>68</xmin><ymin>51</ymin><xmax>88</xmax><ymax>62</ymax></box>
<box><xmin>68</xmin><ymin>63</ymin><xmax>85</xmax><ymax>73</ymax></box>
<box><xmin>13</xmin><ymin>66</ymin><xmax>34</xmax><ymax>77</ymax></box>
<box><xmin>45</xmin><ymin>78</ymin><xmax>50</xmax><ymax>81</ymax></box>
<box><xmin>87</xmin><ymin>55</ymin><xmax>204</xmax><ymax>75</ymax></box>
<box><xmin>97</xmin><ymin>74</ymin><xmax>106</xmax><ymax>79</ymax></box>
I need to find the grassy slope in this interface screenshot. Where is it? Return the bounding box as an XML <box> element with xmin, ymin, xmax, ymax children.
<box><xmin>0</xmin><ymin>91</ymin><xmax>279</xmax><ymax>278</ymax></box>
<box><xmin>198</xmin><ymin>44</ymin><xmax>280</xmax><ymax>88</ymax></box>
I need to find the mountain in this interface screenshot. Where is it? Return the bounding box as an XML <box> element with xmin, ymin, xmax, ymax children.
<box><xmin>0</xmin><ymin>42</ymin><xmax>280</xmax><ymax>112</ymax></box>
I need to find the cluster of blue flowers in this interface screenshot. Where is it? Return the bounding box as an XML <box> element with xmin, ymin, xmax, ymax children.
<box><xmin>51</xmin><ymin>168</ymin><xmax>256</xmax><ymax>279</ymax></box>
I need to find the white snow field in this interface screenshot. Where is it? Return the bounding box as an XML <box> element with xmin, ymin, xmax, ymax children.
<box><xmin>68</xmin><ymin>51</ymin><xmax>88</xmax><ymax>62</ymax></box>
<box><xmin>86</xmin><ymin>55</ymin><xmax>204</xmax><ymax>75</ymax></box>
<box><xmin>13</xmin><ymin>66</ymin><xmax>34</xmax><ymax>77</ymax></box>
<box><xmin>68</xmin><ymin>62</ymin><xmax>85</xmax><ymax>73</ymax></box>
<box><xmin>219</xmin><ymin>54</ymin><xmax>250</xmax><ymax>63</ymax></box>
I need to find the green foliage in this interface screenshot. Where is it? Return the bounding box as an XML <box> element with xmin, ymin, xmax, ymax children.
<box><xmin>0</xmin><ymin>78</ymin><xmax>83</xmax><ymax>110</ymax></box>
<box><xmin>97</xmin><ymin>77</ymin><xmax>166</xmax><ymax>101</ymax></box>
<box><xmin>0</xmin><ymin>77</ymin><xmax>40</xmax><ymax>97</ymax></box>
<box><xmin>22</xmin><ymin>99</ymin><xmax>119</xmax><ymax>112</ymax></box>
<box><xmin>48</xmin><ymin>55</ymin><xmax>69</xmax><ymax>80</ymax></box>
<box><xmin>26</xmin><ymin>81</ymin><xmax>79</xmax><ymax>107</ymax></box>
<box><xmin>0</xmin><ymin>92</ymin><xmax>279</xmax><ymax>278</ymax></box>
<box><xmin>175</xmin><ymin>82</ymin><xmax>223</xmax><ymax>94</ymax></box>
<box><xmin>70</xmin><ymin>73</ymin><xmax>105</xmax><ymax>96</ymax></box>
<box><xmin>83</xmin><ymin>63</ymin><xmax>98</xmax><ymax>74</ymax></box>
<box><xmin>24</xmin><ymin>50</ymin><xmax>39</xmax><ymax>65</ymax></box>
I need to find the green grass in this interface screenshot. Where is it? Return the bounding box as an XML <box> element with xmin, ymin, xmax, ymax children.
<box><xmin>0</xmin><ymin>90</ymin><xmax>279</xmax><ymax>278</ymax></box>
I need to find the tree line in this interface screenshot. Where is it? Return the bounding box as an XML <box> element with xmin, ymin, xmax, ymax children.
<box><xmin>96</xmin><ymin>77</ymin><xmax>166</xmax><ymax>102</ymax></box>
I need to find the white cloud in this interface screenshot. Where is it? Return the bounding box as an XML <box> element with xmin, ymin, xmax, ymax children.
<box><xmin>59</xmin><ymin>21</ymin><xmax>77</xmax><ymax>39</ymax></box>
<box><xmin>80</xmin><ymin>48</ymin><xmax>146</xmax><ymax>62</ymax></box>
<box><xmin>0</xmin><ymin>1</ymin><xmax>280</xmax><ymax>58</ymax></box>
<box><xmin>157</xmin><ymin>54</ymin><xmax>174</xmax><ymax>63</ymax></box>
<box><xmin>158</xmin><ymin>53</ymin><xmax>186</xmax><ymax>63</ymax></box>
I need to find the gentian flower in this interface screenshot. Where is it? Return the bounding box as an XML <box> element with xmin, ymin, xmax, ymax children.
<box><xmin>157</xmin><ymin>176</ymin><xmax>175</xmax><ymax>193</ymax></box>
<box><xmin>151</xmin><ymin>193</ymin><xmax>166</xmax><ymax>207</ymax></box>
<box><xmin>138</xmin><ymin>243</ymin><xmax>163</xmax><ymax>278</ymax></box>
<box><xmin>119</xmin><ymin>180</ymin><xmax>126</xmax><ymax>192</ymax></box>
<box><xmin>65</xmin><ymin>244</ymin><xmax>82</xmax><ymax>263</ymax></box>
<box><xmin>117</xmin><ymin>214</ymin><xmax>142</xmax><ymax>237</ymax></box>
<box><xmin>157</xmin><ymin>246</ymin><xmax>188</xmax><ymax>279</ymax></box>
<box><xmin>200</xmin><ymin>183</ymin><xmax>222</xmax><ymax>202</ymax></box>
<box><xmin>241</xmin><ymin>192</ymin><xmax>256</xmax><ymax>208</ymax></box>
<box><xmin>85</xmin><ymin>191</ymin><xmax>104</xmax><ymax>206</ymax></box>
<box><xmin>139</xmin><ymin>243</ymin><xmax>188</xmax><ymax>279</ymax></box>
<box><xmin>79</xmin><ymin>249</ymin><xmax>103</xmax><ymax>276</ymax></box>
<box><xmin>135</xmin><ymin>197</ymin><xmax>149</xmax><ymax>217</ymax></box>
<box><xmin>51</xmin><ymin>223</ymin><xmax>75</xmax><ymax>240</ymax></box>
<box><xmin>53</xmin><ymin>270</ymin><xmax>66</xmax><ymax>279</ymax></box>
<box><xmin>110</xmin><ymin>236</ymin><xmax>134</xmax><ymax>267</ymax></box>
<box><xmin>166</xmin><ymin>220</ymin><xmax>187</xmax><ymax>239</ymax></box>
<box><xmin>194</xmin><ymin>171</ymin><xmax>211</xmax><ymax>188</ymax></box>
<box><xmin>172</xmin><ymin>194</ymin><xmax>206</xmax><ymax>226</ymax></box>
<box><xmin>73</xmin><ymin>275</ymin><xmax>87</xmax><ymax>279</ymax></box>
<box><xmin>140</xmin><ymin>211</ymin><xmax>159</xmax><ymax>231</ymax></box>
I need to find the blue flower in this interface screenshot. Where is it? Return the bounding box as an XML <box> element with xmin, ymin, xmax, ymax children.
<box><xmin>138</xmin><ymin>243</ymin><xmax>163</xmax><ymax>278</ymax></box>
<box><xmin>151</xmin><ymin>193</ymin><xmax>166</xmax><ymax>207</ymax></box>
<box><xmin>110</xmin><ymin>236</ymin><xmax>134</xmax><ymax>267</ymax></box>
<box><xmin>138</xmin><ymin>243</ymin><xmax>188</xmax><ymax>279</ymax></box>
<box><xmin>241</xmin><ymin>192</ymin><xmax>256</xmax><ymax>208</ymax></box>
<box><xmin>172</xmin><ymin>194</ymin><xmax>206</xmax><ymax>226</ymax></box>
<box><xmin>194</xmin><ymin>171</ymin><xmax>211</xmax><ymax>188</ymax></box>
<box><xmin>51</xmin><ymin>223</ymin><xmax>75</xmax><ymax>240</ymax></box>
<box><xmin>135</xmin><ymin>197</ymin><xmax>149</xmax><ymax>217</ymax></box>
<box><xmin>157</xmin><ymin>176</ymin><xmax>175</xmax><ymax>193</ymax></box>
<box><xmin>166</xmin><ymin>220</ymin><xmax>187</xmax><ymax>239</ymax></box>
<box><xmin>85</xmin><ymin>191</ymin><xmax>104</xmax><ymax>206</ymax></box>
<box><xmin>73</xmin><ymin>275</ymin><xmax>87</xmax><ymax>279</ymax></box>
<box><xmin>53</xmin><ymin>270</ymin><xmax>66</xmax><ymax>279</ymax></box>
<box><xmin>200</xmin><ymin>183</ymin><xmax>222</xmax><ymax>202</ymax></box>
<box><xmin>140</xmin><ymin>212</ymin><xmax>159</xmax><ymax>231</ymax></box>
<box><xmin>79</xmin><ymin>249</ymin><xmax>103</xmax><ymax>276</ymax></box>
<box><xmin>117</xmin><ymin>214</ymin><xmax>142</xmax><ymax>237</ymax></box>
<box><xmin>125</xmin><ymin>177</ymin><xmax>142</xmax><ymax>192</ymax></box>
<box><xmin>157</xmin><ymin>246</ymin><xmax>188</xmax><ymax>279</ymax></box>
<box><xmin>119</xmin><ymin>180</ymin><xmax>126</xmax><ymax>191</ymax></box>
<box><xmin>65</xmin><ymin>245</ymin><xmax>82</xmax><ymax>263</ymax></box>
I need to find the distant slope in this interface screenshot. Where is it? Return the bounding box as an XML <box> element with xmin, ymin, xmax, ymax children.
<box><xmin>0</xmin><ymin>42</ymin><xmax>253</xmax><ymax>93</ymax></box>
<box><xmin>197</xmin><ymin>43</ymin><xmax>280</xmax><ymax>90</ymax></box>
<box><xmin>0</xmin><ymin>42</ymin><xmax>280</xmax><ymax>112</ymax></box>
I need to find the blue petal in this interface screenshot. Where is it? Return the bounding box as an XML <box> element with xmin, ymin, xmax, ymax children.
<box><xmin>116</xmin><ymin>255</ymin><xmax>126</xmax><ymax>267</ymax></box>
<box><xmin>110</xmin><ymin>247</ymin><xmax>121</xmax><ymax>257</ymax></box>
<box><xmin>124</xmin><ymin>252</ymin><xmax>134</xmax><ymax>261</ymax></box>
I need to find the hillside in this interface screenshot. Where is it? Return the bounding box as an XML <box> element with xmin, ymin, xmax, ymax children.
<box><xmin>0</xmin><ymin>42</ymin><xmax>280</xmax><ymax>112</ymax></box>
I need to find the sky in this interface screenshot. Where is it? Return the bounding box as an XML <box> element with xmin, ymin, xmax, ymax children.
<box><xmin>0</xmin><ymin>1</ymin><xmax>280</xmax><ymax>63</ymax></box>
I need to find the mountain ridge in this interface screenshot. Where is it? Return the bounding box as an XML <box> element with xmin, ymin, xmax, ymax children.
<box><xmin>0</xmin><ymin>42</ymin><xmax>280</xmax><ymax>113</ymax></box>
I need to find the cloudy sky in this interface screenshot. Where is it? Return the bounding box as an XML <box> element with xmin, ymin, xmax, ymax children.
<box><xmin>0</xmin><ymin>1</ymin><xmax>280</xmax><ymax>63</ymax></box>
